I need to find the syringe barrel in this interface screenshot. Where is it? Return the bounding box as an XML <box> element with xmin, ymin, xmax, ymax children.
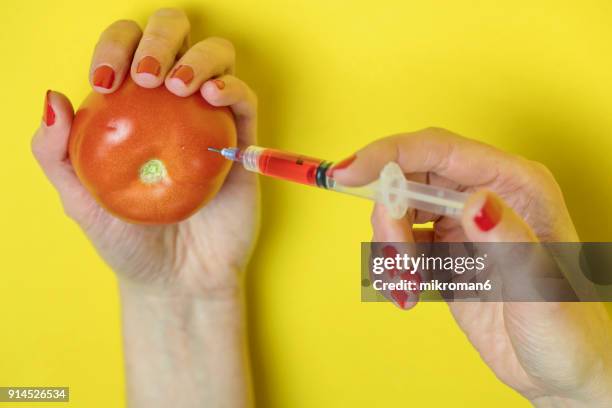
<box><xmin>236</xmin><ymin>147</ymin><xmax>467</xmax><ymax>219</ymax></box>
<box><xmin>330</xmin><ymin>177</ymin><xmax>468</xmax><ymax>219</ymax></box>
<box><xmin>398</xmin><ymin>179</ymin><xmax>468</xmax><ymax>218</ymax></box>
<box><xmin>372</xmin><ymin>161</ymin><xmax>468</xmax><ymax>219</ymax></box>
<box><xmin>241</xmin><ymin>145</ymin><xmax>332</xmax><ymax>187</ymax></box>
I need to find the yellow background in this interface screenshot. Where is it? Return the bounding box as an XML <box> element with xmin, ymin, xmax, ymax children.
<box><xmin>2</xmin><ymin>1</ymin><xmax>612</xmax><ymax>407</ymax></box>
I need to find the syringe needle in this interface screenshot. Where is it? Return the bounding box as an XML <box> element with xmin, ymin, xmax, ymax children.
<box><xmin>207</xmin><ymin>146</ymin><xmax>242</xmax><ymax>161</ymax></box>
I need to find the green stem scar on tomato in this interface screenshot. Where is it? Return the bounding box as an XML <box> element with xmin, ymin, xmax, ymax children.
<box><xmin>68</xmin><ymin>77</ymin><xmax>237</xmax><ymax>224</ymax></box>
<box><xmin>139</xmin><ymin>159</ymin><xmax>168</xmax><ymax>184</ymax></box>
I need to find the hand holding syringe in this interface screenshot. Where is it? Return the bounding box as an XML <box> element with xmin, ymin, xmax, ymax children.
<box><xmin>208</xmin><ymin>145</ymin><xmax>468</xmax><ymax>219</ymax></box>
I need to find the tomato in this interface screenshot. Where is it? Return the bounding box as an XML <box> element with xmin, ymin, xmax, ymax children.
<box><xmin>68</xmin><ymin>77</ymin><xmax>236</xmax><ymax>224</ymax></box>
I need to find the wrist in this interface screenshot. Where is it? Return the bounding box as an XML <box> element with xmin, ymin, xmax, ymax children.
<box><xmin>531</xmin><ymin>396</ymin><xmax>581</xmax><ymax>408</ymax></box>
<box><xmin>117</xmin><ymin>265</ymin><xmax>243</xmax><ymax>301</ymax></box>
<box><xmin>118</xmin><ymin>276</ymin><xmax>244</xmax><ymax>333</ymax></box>
<box><xmin>531</xmin><ymin>396</ymin><xmax>607</xmax><ymax>408</ymax></box>
<box><xmin>118</xmin><ymin>274</ymin><xmax>252</xmax><ymax>407</ymax></box>
<box><xmin>530</xmin><ymin>382</ymin><xmax>612</xmax><ymax>408</ymax></box>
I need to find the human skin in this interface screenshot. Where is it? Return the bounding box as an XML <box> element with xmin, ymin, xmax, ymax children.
<box><xmin>32</xmin><ymin>9</ymin><xmax>257</xmax><ymax>408</ymax></box>
<box><xmin>333</xmin><ymin>128</ymin><xmax>612</xmax><ymax>407</ymax></box>
<box><xmin>32</xmin><ymin>8</ymin><xmax>612</xmax><ymax>408</ymax></box>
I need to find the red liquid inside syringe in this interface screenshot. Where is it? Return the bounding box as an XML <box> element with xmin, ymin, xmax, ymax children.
<box><xmin>257</xmin><ymin>148</ymin><xmax>326</xmax><ymax>186</ymax></box>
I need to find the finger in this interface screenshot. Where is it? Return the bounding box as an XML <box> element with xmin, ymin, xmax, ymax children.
<box><xmin>32</xmin><ymin>91</ymin><xmax>103</xmax><ymax>224</ymax></box>
<box><xmin>32</xmin><ymin>91</ymin><xmax>73</xmax><ymax>167</ymax></box>
<box><xmin>331</xmin><ymin>127</ymin><xmax>523</xmax><ymax>187</ymax></box>
<box><xmin>461</xmin><ymin>190</ymin><xmax>538</xmax><ymax>242</ymax></box>
<box><xmin>371</xmin><ymin>203</ymin><xmax>414</xmax><ymax>243</ymax></box>
<box><xmin>90</xmin><ymin>20</ymin><xmax>142</xmax><ymax>93</ymax></box>
<box><xmin>371</xmin><ymin>204</ymin><xmax>420</xmax><ymax>310</ymax></box>
<box><xmin>458</xmin><ymin>190</ymin><xmax>595</xmax><ymax>372</ymax></box>
<box><xmin>31</xmin><ymin>92</ymin><xmax>81</xmax><ymax>197</ymax></box>
<box><xmin>165</xmin><ymin>37</ymin><xmax>235</xmax><ymax>97</ymax></box>
<box><xmin>413</xmin><ymin>228</ymin><xmax>435</xmax><ymax>243</ymax></box>
<box><xmin>200</xmin><ymin>75</ymin><xmax>258</xmax><ymax>145</ymax></box>
<box><xmin>131</xmin><ymin>8</ymin><xmax>190</xmax><ymax>88</ymax></box>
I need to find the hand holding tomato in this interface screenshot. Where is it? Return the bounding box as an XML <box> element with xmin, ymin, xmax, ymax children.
<box><xmin>32</xmin><ymin>9</ymin><xmax>259</xmax><ymax>297</ymax></box>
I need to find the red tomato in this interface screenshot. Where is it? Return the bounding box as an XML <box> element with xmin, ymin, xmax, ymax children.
<box><xmin>68</xmin><ymin>77</ymin><xmax>236</xmax><ymax>224</ymax></box>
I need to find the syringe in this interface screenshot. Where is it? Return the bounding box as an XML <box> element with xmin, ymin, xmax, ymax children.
<box><xmin>208</xmin><ymin>145</ymin><xmax>469</xmax><ymax>219</ymax></box>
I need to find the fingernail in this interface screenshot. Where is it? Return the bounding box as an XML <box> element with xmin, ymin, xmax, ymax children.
<box><xmin>400</xmin><ymin>271</ymin><xmax>421</xmax><ymax>294</ymax></box>
<box><xmin>136</xmin><ymin>56</ymin><xmax>161</xmax><ymax>76</ymax></box>
<box><xmin>382</xmin><ymin>245</ymin><xmax>399</xmax><ymax>278</ymax></box>
<box><xmin>170</xmin><ymin>65</ymin><xmax>194</xmax><ymax>86</ymax></box>
<box><xmin>328</xmin><ymin>154</ymin><xmax>356</xmax><ymax>177</ymax></box>
<box><xmin>213</xmin><ymin>79</ymin><xmax>225</xmax><ymax>90</ymax></box>
<box><xmin>474</xmin><ymin>193</ymin><xmax>503</xmax><ymax>231</ymax></box>
<box><xmin>43</xmin><ymin>90</ymin><xmax>55</xmax><ymax>126</ymax></box>
<box><xmin>391</xmin><ymin>290</ymin><xmax>409</xmax><ymax>309</ymax></box>
<box><xmin>382</xmin><ymin>245</ymin><xmax>398</xmax><ymax>258</ymax></box>
<box><xmin>92</xmin><ymin>65</ymin><xmax>115</xmax><ymax>89</ymax></box>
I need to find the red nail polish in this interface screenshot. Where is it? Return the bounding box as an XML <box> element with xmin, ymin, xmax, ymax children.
<box><xmin>400</xmin><ymin>271</ymin><xmax>421</xmax><ymax>294</ymax></box>
<box><xmin>43</xmin><ymin>90</ymin><xmax>55</xmax><ymax>126</ymax></box>
<box><xmin>474</xmin><ymin>193</ymin><xmax>503</xmax><ymax>231</ymax></box>
<box><xmin>213</xmin><ymin>79</ymin><xmax>225</xmax><ymax>90</ymax></box>
<box><xmin>382</xmin><ymin>245</ymin><xmax>399</xmax><ymax>278</ymax></box>
<box><xmin>137</xmin><ymin>56</ymin><xmax>161</xmax><ymax>76</ymax></box>
<box><xmin>329</xmin><ymin>155</ymin><xmax>356</xmax><ymax>177</ymax></box>
<box><xmin>391</xmin><ymin>290</ymin><xmax>408</xmax><ymax>309</ymax></box>
<box><xmin>93</xmin><ymin>65</ymin><xmax>115</xmax><ymax>89</ymax></box>
<box><xmin>382</xmin><ymin>245</ymin><xmax>398</xmax><ymax>258</ymax></box>
<box><xmin>171</xmin><ymin>65</ymin><xmax>194</xmax><ymax>86</ymax></box>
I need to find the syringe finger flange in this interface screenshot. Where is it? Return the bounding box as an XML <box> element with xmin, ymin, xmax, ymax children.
<box><xmin>377</xmin><ymin>162</ymin><xmax>410</xmax><ymax>219</ymax></box>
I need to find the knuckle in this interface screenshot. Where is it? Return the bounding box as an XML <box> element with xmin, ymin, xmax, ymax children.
<box><xmin>95</xmin><ymin>38</ymin><xmax>129</xmax><ymax>56</ymax></box>
<box><xmin>424</xmin><ymin>126</ymin><xmax>448</xmax><ymax>134</ymax></box>
<box><xmin>231</xmin><ymin>77</ymin><xmax>258</xmax><ymax>113</ymax></box>
<box><xmin>421</xmin><ymin>126</ymin><xmax>456</xmax><ymax>142</ymax></box>
<box><xmin>370</xmin><ymin>210</ymin><xmax>378</xmax><ymax>226</ymax></box>
<box><xmin>529</xmin><ymin>160</ymin><xmax>554</xmax><ymax>178</ymax></box>
<box><xmin>153</xmin><ymin>8</ymin><xmax>190</xmax><ymax>30</ymax></box>
<box><xmin>189</xmin><ymin>41</ymin><xmax>214</xmax><ymax>59</ymax></box>
<box><xmin>208</xmin><ymin>36</ymin><xmax>235</xmax><ymax>54</ymax></box>
<box><xmin>62</xmin><ymin>202</ymin><xmax>82</xmax><ymax>223</ymax></box>
<box><xmin>424</xmin><ymin>127</ymin><xmax>459</xmax><ymax>142</ymax></box>
<box><xmin>246</xmin><ymin>87</ymin><xmax>258</xmax><ymax>109</ymax></box>
<box><xmin>153</xmin><ymin>7</ymin><xmax>186</xmax><ymax>19</ymax></box>
<box><xmin>250</xmin><ymin>90</ymin><xmax>258</xmax><ymax>109</ymax></box>
<box><xmin>30</xmin><ymin>136</ymin><xmax>45</xmax><ymax>159</ymax></box>
<box><xmin>190</xmin><ymin>37</ymin><xmax>235</xmax><ymax>61</ymax></box>
<box><xmin>140</xmin><ymin>30</ymin><xmax>176</xmax><ymax>50</ymax></box>
<box><xmin>99</xmin><ymin>20</ymin><xmax>142</xmax><ymax>47</ymax></box>
<box><xmin>108</xmin><ymin>19</ymin><xmax>140</xmax><ymax>33</ymax></box>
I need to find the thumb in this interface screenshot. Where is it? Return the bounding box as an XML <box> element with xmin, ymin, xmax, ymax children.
<box><xmin>461</xmin><ymin>190</ymin><xmax>538</xmax><ymax>243</ymax></box>
<box><xmin>31</xmin><ymin>90</ymin><xmax>95</xmax><ymax>222</ymax></box>
<box><xmin>31</xmin><ymin>90</ymin><xmax>76</xmax><ymax>191</ymax></box>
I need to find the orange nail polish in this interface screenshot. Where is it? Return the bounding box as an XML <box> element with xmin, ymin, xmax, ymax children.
<box><xmin>93</xmin><ymin>65</ymin><xmax>115</xmax><ymax>89</ymax></box>
<box><xmin>170</xmin><ymin>65</ymin><xmax>194</xmax><ymax>85</ymax></box>
<box><xmin>213</xmin><ymin>79</ymin><xmax>225</xmax><ymax>90</ymax></box>
<box><xmin>43</xmin><ymin>90</ymin><xmax>55</xmax><ymax>126</ymax></box>
<box><xmin>474</xmin><ymin>193</ymin><xmax>503</xmax><ymax>231</ymax></box>
<box><xmin>328</xmin><ymin>154</ymin><xmax>356</xmax><ymax>177</ymax></box>
<box><xmin>137</xmin><ymin>56</ymin><xmax>161</xmax><ymax>76</ymax></box>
